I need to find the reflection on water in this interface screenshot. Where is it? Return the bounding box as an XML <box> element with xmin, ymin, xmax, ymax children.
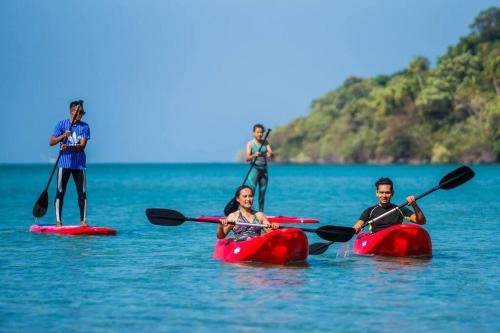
<box><xmin>349</xmin><ymin>253</ymin><xmax>432</xmax><ymax>291</ymax></box>
<box><xmin>369</xmin><ymin>255</ymin><xmax>432</xmax><ymax>271</ymax></box>
<box><xmin>219</xmin><ymin>260</ymin><xmax>310</xmax><ymax>270</ymax></box>
<box><xmin>218</xmin><ymin>261</ymin><xmax>309</xmax><ymax>288</ymax></box>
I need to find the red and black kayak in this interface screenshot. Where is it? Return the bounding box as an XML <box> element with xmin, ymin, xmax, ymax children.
<box><xmin>29</xmin><ymin>224</ymin><xmax>117</xmax><ymax>236</ymax></box>
<box><xmin>353</xmin><ymin>224</ymin><xmax>432</xmax><ymax>257</ymax></box>
<box><xmin>213</xmin><ymin>228</ymin><xmax>308</xmax><ymax>264</ymax></box>
<box><xmin>199</xmin><ymin>215</ymin><xmax>319</xmax><ymax>224</ymax></box>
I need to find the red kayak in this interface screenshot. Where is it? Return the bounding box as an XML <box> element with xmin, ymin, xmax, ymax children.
<box><xmin>29</xmin><ymin>224</ymin><xmax>117</xmax><ymax>236</ymax></box>
<box><xmin>353</xmin><ymin>224</ymin><xmax>432</xmax><ymax>257</ymax></box>
<box><xmin>198</xmin><ymin>215</ymin><xmax>319</xmax><ymax>224</ymax></box>
<box><xmin>213</xmin><ymin>228</ymin><xmax>308</xmax><ymax>264</ymax></box>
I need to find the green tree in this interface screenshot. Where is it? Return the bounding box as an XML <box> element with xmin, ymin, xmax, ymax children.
<box><xmin>482</xmin><ymin>43</ymin><xmax>500</xmax><ymax>94</ymax></box>
<box><xmin>270</xmin><ymin>7</ymin><xmax>499</xmax><ymax>164</ymax></box>
<box><xmin>408</xmin><ymin>56</ymin><xmax>430</xmax><ymax>90</ymax></box>
<box><xmin>470</xmin><ymin>7</ymin><xmax>500</xmax><ymax>43</ymax></box>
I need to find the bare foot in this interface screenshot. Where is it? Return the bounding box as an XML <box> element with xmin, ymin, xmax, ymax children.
<box><xmin>80</xmin><ymin>220</ymin><xmax>89</xmax><ymax>227</ymax></box>
<box><xmin>56</xmin><ymin>221</ymin><xmax>63</xmax><ymax>227</ymax></box>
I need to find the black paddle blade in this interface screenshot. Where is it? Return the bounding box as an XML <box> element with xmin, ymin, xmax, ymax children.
<box><xmin>32</xmin><ymin>190</ymin><xmax>48</xmax><ymax>218</ymax></box>
<box><xmin>316</xmin><ymin>226</ymin><xmax>356</xmax><ymax>242</ymax></box>
<box><xmin>146</xmin><ymin>208</ymin><xmax>186</xmax><ymax>226</ymax></box>
<box><xmin>308</xmin><ymin>242</ymin><xmax>334</xmax><ymax>255</ymax></box>
<box><xmin>439</xmin><ymin>166</ymin><xmax>475</xmax><ymax>190</ymax></box>
<box><xmin>223</xmin><ymin>198</ymin><xmax>238</xmax><ymax>216</ymax></box>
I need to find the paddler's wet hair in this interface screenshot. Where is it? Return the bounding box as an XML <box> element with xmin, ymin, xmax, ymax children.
<box><xmin>253</xmin><ymin>124</ymin><xmax>265</xmax><ymax>132</ymax></box>
<box><xmin>375</xmin><ymin>177</ymin><xmax>393</xmax><ymax>191</ymax></box>
<box><xmin>70</xmin><ymin>99</ymin><xmax>84</xmax><ymax>109</ymax></box>
<box><xmin>235</xmin><ymin>185</ymin><xmax>254</xmax><ymax>198</ymax></box>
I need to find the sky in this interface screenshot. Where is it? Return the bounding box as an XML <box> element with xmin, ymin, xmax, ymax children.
<box><xmin>0</xmin><ymin>0</ymin><xmax>497</xmax><ymax>163</ymax></box>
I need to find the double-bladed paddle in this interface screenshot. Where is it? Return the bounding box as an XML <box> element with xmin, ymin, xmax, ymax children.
<box><xmin>223</xmin><ymin>129</ymin><xmax>271</xmax><ymax>216</ymax></box>
<box><xmin>146</xmin><ymin>208</ymin><xmax>355</xmax><ymax>243</ymax></box>
<box><xmin>308</xmin><ymin>165</ymin><xmax>475</xmax><ymax>255</ymax></box>
<box><xmin>32</xmin><ymin>104</ymin><xmax>83</xmax><ymax>218</ymax></box>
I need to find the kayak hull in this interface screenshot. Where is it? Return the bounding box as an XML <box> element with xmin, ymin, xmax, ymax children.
<box><xmin>353</xmin><ymin>224</ymin><xmax>432</xmax><ymax>257</ymax></box>
<box><xmin>29</xmin><ymin>224</ymin><xmax>117</xmax><ymax>236</ymax></box>
<box><xmin>213</xmin><ymin>228</ymin><xmax>308</xmax><ymax>264</ymax></box>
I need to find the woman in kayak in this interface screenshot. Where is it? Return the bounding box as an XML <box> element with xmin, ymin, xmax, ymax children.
<box><xmin>217</xmin><ymin>185</ymin><xmax>279</xmax><ymax>241</ymax></box>
<box><xmin>353</xmin><ymin>177</ymin><xmax>426</xmax><ymax>234</ymax></box>
<box><xmin>245</xmin><ymin>124</ymin><xmax>273</xmax><ymax>212</ymax></box>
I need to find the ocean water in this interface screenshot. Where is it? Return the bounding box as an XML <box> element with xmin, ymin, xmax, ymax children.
<box><xmin>0</xmin><ymin>164</ymin><xmax>498</xmax><ymax>332</ymax></box>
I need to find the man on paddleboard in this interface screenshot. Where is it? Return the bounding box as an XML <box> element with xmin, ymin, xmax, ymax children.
<box><xmin>49</xmin><ymin>100</ymin><xmax>90</xmax><ymax>227</ymax></box>
<box><xmin>245</xmin><ymin>124</ymin><xmax>273</xmax><ymax>212</ymax></box>
<box><xmin>353</xmin><ymin>177</ymin><xmax>426</xmax><ymax>233</ymax></box>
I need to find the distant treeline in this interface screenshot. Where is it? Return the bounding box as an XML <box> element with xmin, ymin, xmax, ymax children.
<box><xmin>273</xmin><ymin>7</ymin><xmax>499</xmax><ymax>164</ymax></box>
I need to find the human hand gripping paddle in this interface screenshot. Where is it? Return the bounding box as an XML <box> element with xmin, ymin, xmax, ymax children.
<box><xmin>223</xmin><ymin>129</ymin><xmax>271</xmax><ymax>216</ymax></box>
<box><xmin>308</xmin><ymin>166</ymin><xmax>475</xmax><ymax>255</ymax></box>
<box><xmin>32</xmin><ymin>104</ymin><xmax>83</xmax><ymax>218</ymax></box>
<box><xmin>145</xmin><ymin>208</ymin><xmax>355</xmax><ymax>243</ymax></box>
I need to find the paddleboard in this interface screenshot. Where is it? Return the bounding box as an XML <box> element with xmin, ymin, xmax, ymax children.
<box><xmin>29</xmin><ymin>224</ymin><xmax>117</xmax><ymax>236</ymax></box>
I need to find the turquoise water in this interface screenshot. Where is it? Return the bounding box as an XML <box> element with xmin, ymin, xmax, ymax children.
<box><xmin>0</xmin><ymin>164</ymin><xmax>499</xmax><ymax>332</ymax></box>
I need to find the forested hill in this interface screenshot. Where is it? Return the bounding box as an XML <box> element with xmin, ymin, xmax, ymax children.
<box><xmin>272</xmin><ymin>7</ymin><xmax>499</xmax><ymax>164</ymax></box>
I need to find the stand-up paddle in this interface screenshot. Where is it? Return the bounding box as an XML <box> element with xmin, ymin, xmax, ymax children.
<box><xmin>223</xmin><ymin>129</ymin><xmax>271</xmax><ymax>216</ymax></box>
<box><xmin>308</xmin><ymin>166</ymin><xmax>475</xmax><ymax>255</ymax></box>
<box><xmin>32</xmin><ymin>104</ymin><xmax>83</xmax><ymax>218</ymax></box>
<box><xmin>146</xmin><ymin>208</ymin><xmax>355</xmax><ymax>243</ymax></box>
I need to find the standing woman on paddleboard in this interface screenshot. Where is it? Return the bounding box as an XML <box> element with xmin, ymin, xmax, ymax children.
<box><xmin>353</xmin><ymin>177</ymin><xmax>426</xmax><ymax>234</ymax></box>
<box><xmin>245</xmin><ymin>124</ymin><xmax>272</xmax><ymax>212</ymax></box>
<box><xmin>217</xmin><ymin>185</ymin><xmax>279</xmax><ymax>241</ymax></box>
<box><xmin>49</xmin><ymin>100</ymin><xmax>90</xmax><ymax>227</ymax></box>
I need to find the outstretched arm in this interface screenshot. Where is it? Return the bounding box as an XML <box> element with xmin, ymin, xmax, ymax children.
<box><xmin>407</xmin><ymin>196</ymin><xmax>426</xmax><ymax>225</ymax></box>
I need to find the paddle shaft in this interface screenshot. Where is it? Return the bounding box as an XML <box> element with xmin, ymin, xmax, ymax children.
<box><xmin>172</xmin><ymin>214</ymin><xmax>336</xmax><ymax>234</ymax></box>
<box><xmin>42</xmin><ymin>105</ymin><xmax>82</xmax><ymax>191</ymax></box>
<box><xmin>43</xmin><ymin>152</ymin><xmax>63</xmax><ymax>191</ymax></box>
<box><xmin>361</xmin><ymin>188</ymin><xmax>435</xmax><ymax>228</ymax></box>
<box><xmin>179</xmin><ymin>215</ymin><xmax>280</xmax><ymax>229</ymax></box>
<box><xmin>216</xmin><ymin>221</ymin><xmax>272</xmax><ymax>228</ymax></box>
<box><xmin>195</xmin><ymin>217</ymin><xmax>350</xmax><ymax>240</ymax></box>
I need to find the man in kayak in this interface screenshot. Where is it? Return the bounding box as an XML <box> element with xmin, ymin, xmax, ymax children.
<box><xmin>353</xmin><ymin>177</ymin><xmax>426</xmax><ymax>233</ymax></box>
<box><xmin>217</xmin><ymin>185</ymin><xmax>279</xmax><ymax>241</ymax></box>
<box><xmin>49</xmin><ymin>100</ymin><xmax>90</xmax><ymax>227</ymax></box>
<box><xmin>245</xmin><ymin>124</ymin><xmax>273</xmax><ymax>212</ymax></box>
